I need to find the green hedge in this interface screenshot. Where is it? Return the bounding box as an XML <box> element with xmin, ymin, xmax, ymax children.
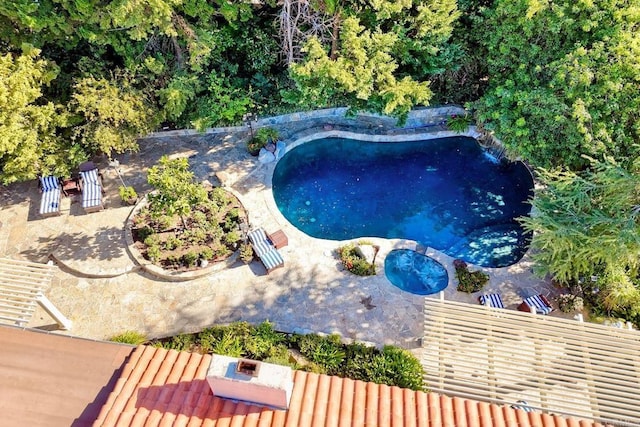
<box><xmin>150</xmin><ymin>321</ymin><xmax>426</xmax><ymax>391</ymax></box>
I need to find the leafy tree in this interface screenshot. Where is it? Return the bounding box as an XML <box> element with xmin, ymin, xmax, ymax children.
<box><xmin>520</xmin><ymin>161</ymin><xmax>640</xmax><ymax>317</ymax></box>
<box><xmin>157</xmin><ymin>73</ymin><xmax>201</xmax><ymax>123</ymax></box>
<box><xmin>190</xmin><ymin>70</ymin><xmax>253</xmax><ymax>131</ymax></box>
<box><xmin>0</xmin><ymin>45</ymin><xmax>81</xmax><ymax>184</ymax></box>
<box><xmin>71</xmin><ymin>72</ymin><xmax>158</xmax><ymax>158</ymax></box>
<box><xmin>429</xmin><ymin>0</ymin><xmax>492</xmax><ymax>104</ymax></box>
<box><xmin>364</xmin><ymin>0</ymin><xmax>460</xmax><ymax>79</ymax></box>
<box><xmin>289</xmin><ymin>16</ymin><xmax>432</xmax><ymax>120</ymax></box>
<box><xmin>284</xmin><ymin>0</ymin><xmax>460</xmax><ymax>119</ymax></box>
<box><xmin>146</xmin><ymin>156</ymin><xmax>209</xmax><ymax>228</ymax></box>
<box><xmin>475</xmin><ymin>0</ymin><xmax>640</xmax><ymax>170</ymax></box>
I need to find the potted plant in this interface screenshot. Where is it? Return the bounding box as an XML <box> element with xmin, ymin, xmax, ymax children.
<box><xmin>246</xmin><ymin>127</ymin><xmax>279</xmax><ymax>156</ymax></box>
<box><xmin>119</xmin><ymin>185</ymin><xmax>138</xmax><ymax>205</ymax></box>
<box><xmin>556</xmin><ymin>294</ymin><xmax>584</xmax><ymax>313</ymax></box>
<box><xmin>239</xmin><ymin>242</ymin><xmax>254</xmax><ymax>263</ymax></box>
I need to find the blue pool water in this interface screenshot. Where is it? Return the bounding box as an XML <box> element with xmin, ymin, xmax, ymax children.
<box><xmin>272</xmin><ymin>136</ymin><xmax>534</xmax><ymax>267</ymax></box>
<box><xmin>384</xmin><ymin>250</ymin><xmax>448</xmax><ymax>295</ymax></box>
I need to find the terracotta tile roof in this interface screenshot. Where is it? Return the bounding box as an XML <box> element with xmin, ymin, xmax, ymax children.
<box><xmin>0</xmin><ymin>326</ymin><xmax>134</xmax><ymax>427</ymax></box>
<box><xmin>94</xmin><ymin>345</ymin><xmax>610</xmax><ymax>427</ymax></box>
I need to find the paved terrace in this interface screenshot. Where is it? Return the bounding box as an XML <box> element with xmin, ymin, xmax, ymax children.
<box><xmin>0</xmin><ymin>109</ymin><xmax>559</xmax><ymax>349</ymax></box>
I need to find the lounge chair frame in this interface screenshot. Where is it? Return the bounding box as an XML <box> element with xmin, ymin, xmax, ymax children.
<box><xmin>38</xmin><ymin>176</ymin><xmax>62</xmax><ymax>218</ymax></box>
<box><xmin>518</xmin><ymin>294</ymin><xmax>553</xmax><ymax>315</ymax></box>
<box><xmin>79</xmin><ymin>168</ymin><xmax>105</xmax><ymax>213</ymax></box>
<box><xmin>478</xmin><ymin>293</ymin><xmax>505</xmax><ymax>309</ymax></box>
<box><xmin>248</xmin><ymin>228</ymin><xmax>284</xmax><ymax>274</ymax></box>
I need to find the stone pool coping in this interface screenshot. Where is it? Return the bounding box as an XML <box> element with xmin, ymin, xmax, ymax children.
<box><xmin>282</xmin><ymin>127</ymin><xmax>482</xmax><ymax>154</ymax></box>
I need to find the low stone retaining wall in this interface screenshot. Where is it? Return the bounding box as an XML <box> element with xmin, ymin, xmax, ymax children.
<box><xmin>146</xmin><ymin>106</ymin><xmax>467</xmax><ymax>140</ymax></box>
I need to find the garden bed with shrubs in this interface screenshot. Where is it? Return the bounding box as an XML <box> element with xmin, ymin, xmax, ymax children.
<box><xmin>337</xmin><ymin>241</ymin><xmax>378</xmax><ymax>276</ymax></box>
<box><xmin>454</xmin><ymin>259</ymin><xmax>489</xmax><ymax>293</ymax></box>
<box><xmin>112</xmin><ymin>321</ymin><xmax>425</xmax><ymax>391</ymax></box>
<box><xmin>130</xmin><ymin>156</ymin><xmax>248</xmax><ymax>271</ymax></box>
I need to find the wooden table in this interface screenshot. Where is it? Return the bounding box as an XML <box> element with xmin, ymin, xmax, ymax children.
<box><xmin>268</xmin><ymin>229</ymin><xmax>288</xmax><ymax>249</ymax></box>
<box><xmin>61</xmin><ymin>178</ymin><xmax>80</xmax><ymax>196</ymax></box>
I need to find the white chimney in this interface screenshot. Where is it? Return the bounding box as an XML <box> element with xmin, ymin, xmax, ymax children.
<box><xmin>206</xmin><ymin>355</ymin><xmax>294</xmax><ymax>409</ymax></box>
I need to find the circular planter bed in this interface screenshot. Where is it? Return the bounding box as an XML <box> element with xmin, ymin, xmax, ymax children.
<box><xmin>130</xmin><ymin>187</ymin><xmax>248</xmax><ymax>273</ymax></box>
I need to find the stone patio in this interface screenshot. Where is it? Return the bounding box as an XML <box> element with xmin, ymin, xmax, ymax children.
<box><xmin>0</xmin><ymin>111</ymin><xmax>561</xmax><ymax>350</ymax></box>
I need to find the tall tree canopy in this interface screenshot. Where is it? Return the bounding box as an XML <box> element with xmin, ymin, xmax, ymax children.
<box><xmin>0</xmin><ymin>45</ymin><xmax>77</xmax><ymax>184</ymax></box>
<box><xmin>284</xmin><ymin>0</ymin><xmax>459</xmax><ymax>119</ymax></box>
<box><xmin>71</xmin><ymin>73</ymin><xmax>157</xmax><ymax>157</ymax></box>
<box><xmin>521</xmin><ymin>160</ymin><xmax>640</xmax><ymax>317</ymax></box>
<box><xmin>288</xmin><ymin>16</ymin><xmax>432</xmax><ymax>119</ymax></box>
<box><xmin>475</xmin><ymin>0</ymin><xmax>640</xmax><ymax>170</ymax></box>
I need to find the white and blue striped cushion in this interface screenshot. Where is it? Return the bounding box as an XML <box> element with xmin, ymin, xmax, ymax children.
<box><xmin>247</xmin><ymin>228</ymin><xmax>284</xmax><ymax>271</ymax></box>
<box><xmin>479</xmin><ymin>293</ymin><xmax>504</xmax><ymax>308</ymax></box>
<box><xmin>39</xmin><ymin>187</ymin><xmax>61</xmax><ymax>215</ymax></box>
<box><xmin>524</xmin><ymin>295</ymin><xmax>552</xmax><ymax>315</ymax></box>
<box><xmin>80</xmin><ymin>169</ymin><xmax>103</xmax><ymax>209</ymax></box>
<box><xmin>40</xmin><ymin>176</ymin><xmax>59</xmax><ymax>191</ymax></box>
<box><xmin>260</xmin><ymin>247</ymin><xmax>284</xmax><ymax>271</ymax></box>
<box><xmin>82</xmin><ymin>182</ymin><xmax>103</xmax><ymax>208</ymax></box>
<box><xmin>80</xmin><ymin>168</ymin><xmax>99</xmax><ymax>184</ymax></box>
<box><xmin>248</xmin><ymin>228</ymin><xmax>271</xmax><ymax>256</ymax></box>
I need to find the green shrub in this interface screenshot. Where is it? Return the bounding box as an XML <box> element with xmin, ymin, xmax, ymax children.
<box><xmin>214</xmin><ymin>246</ymin><xmax>231</xmax><ymax>259</ymax></box>
<box><xmin>153</xmin><ymin>321</ymin><xmax>426</xmax><ymax>391</ymax></box>
<box><xmin>154</xmin><ymin>214</ymin><xmax>175</xmax><ymax>231</ymax></box>
<box><xmin>556</xmin><ymin>294</ymin><xmax>584</xmax><ymax>313</ymax></box>
<box><xmin>144</xmin><ymin>234</ymin><xmax>160</xmax><ymax>247</ymax></box>
<box><xmin>211</xmin><ymin>187</ymin><xmax>232</xmax><ymax>205</ymax></box>
<box><xmin>239</xmin><ymin>243</ymin><xmax>254</xmax><ymax>263</ymax></box>
<box><xmin>263</xmin><ymin>345</ymin><xmax>296</xmax><ymax>368</ymax></box>
<box><xmin>199</xmin><ymin>246</ymin><xmax>214</xmax><ymax>260</ymax></box>
<box><xmin>227</xmin><ymin>208</ymin><xmax>240</xmax><ymax>221</ymax></box>
<box><xmin>182</xmin><ymin>227</ymin><xmax>208</xmax><ymax>244</ymax></box>
<box><xmin>454</xmin><ymin>259</ymin><xmax>489</xmax><ymax>293</ymax></box>
<box><xmin>301</xmin><ymin>361</ymin><xmax>328</xmax><ymax>374</ymax></box>
<box><xmin>191</xmin><ymin>210</ymin><xmax>208</xmax><ymax>226</ymax></box>
<box><xmin>244</xmin><ymin>321</ymin><xmax>286</xmax><ymax>360</ymax></box>
<box><xmin>224</xmin><ymin>230</ymin><xmax>241</xmax><ymax>245</ymax></box>
<box><xmin>341</xmin><ymin>342</ymin><xmax>378</xmax><ymax>380</ymax></box>
<box><xmin>165</xmin><ymin>254</ymin><xmax>181</xmax><ymax>266</ymax></box>
<box><xmin>337</xmin><ymin>243</ymin><xmax>376</xmax><ymax>276</ymax></box>
<box><xmin>165</xmin><ymin>236</ymin><xmax>183</xmax><ymax>250</ymax></box>
<box><xmin>183</xmin><ymin>251</ymin><xmax>199</xmax><ymax>267</ymax></box>
<box><xmin>247</xmin><ymin>127</ymin><xmax>279</xmax><ymax>155</ymax></box>
<box><xmin>446</xmin><ymin>113</ymin><xmax>473</xmax><ymax>132</ymax></box>
<box><xmin>296</xmin><ymin>333</ymin><xmax>345</xmax><ymax>374</ymax></box>
<box><xmin>197</xmin><ymin>327</ymin><xmax>225</xmax><ymax>353</ymax></box>
<box><xmin>164</xmin><ymin>333</ymin><xmax>195</xmax><ymax>351</ymax></box>
<box><xmin>376</xmin><ymin>346</ymin><xmax>426</xmax><ymax>391</ymax></box>
<box><xmin>119</xmin><ymin>185</ymin><xmax>138</xmax><ymax>202</ymax></box>
<box><xmin>147</xmin><ymin>245</ymin><xmax>162</xmax><ymax>262</ymax></box>
<box><xmin>109</xmin><ymin>330</ymin><xmax>147</xmax><ymax>345</ymax></box>
<box><xmin>135</xmin><ymin>226</ymin><xmax>154</xmax><ymax>242</ymax></box>
<box><xmin>209</xmin><ymin>330</ymin><xmax>244</xmax><ymax>357</ymax></box>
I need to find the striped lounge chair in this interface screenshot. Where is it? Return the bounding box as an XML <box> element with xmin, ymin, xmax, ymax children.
<box><xmin>39</xmin><ymin>176</ymin><xmax>62</xmax><ymax>218</ymax></box>
<box><xmin>247</xmin><ymin>228</ymin><xmax>284</xmax><ymax>274</ymax></box>
<box><xmin>478</xmin><ymin>293</ymin><xmax>505</xmax><ymax>309</ymax></box>
<box><xmin>518</xmin><ymin>294</ymin><xmax>553</xmax><ymax>315</ymax></box>
<box><xmin>80</xmin><ymin>168</ymin><xmax>105</xmax><ymax>213</ymax></box>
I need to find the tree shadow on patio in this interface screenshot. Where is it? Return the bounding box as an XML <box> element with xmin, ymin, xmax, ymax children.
<box><xmin>21</xmin><ymin>226</ymin><xmax>131</xmax><ymax>270</ymax></box>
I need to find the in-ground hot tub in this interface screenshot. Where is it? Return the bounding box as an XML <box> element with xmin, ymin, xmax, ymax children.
<box><xmin>384</xmin><ymin>249</ymin><xmax>448</xmax><ymax>295</ymax></box>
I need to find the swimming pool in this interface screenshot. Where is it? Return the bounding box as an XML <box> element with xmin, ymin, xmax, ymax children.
<box><xmin>272</xmin><ymin>135</ymin><xmax>534</xmax><ymax>267</ymax></box>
